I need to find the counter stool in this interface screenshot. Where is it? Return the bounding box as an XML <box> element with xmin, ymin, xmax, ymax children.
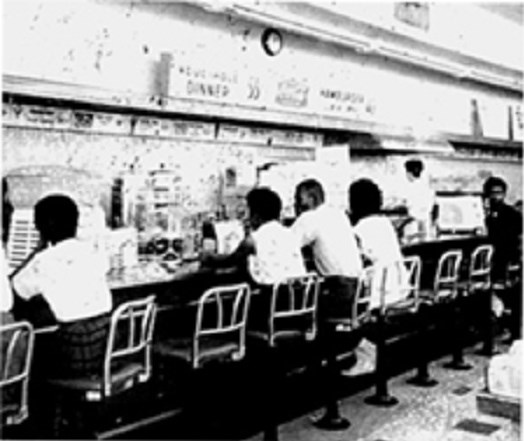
<box><xmin>248</xmin><ymin>273</ymin><xmax>320</xmax><ymax>441</ymax></box>
<box><xmin>408</xmin><ymin>249</ymin><xmax>463</xmax><ymax>386</ymax></box>
<box><xmin>47</xmin><ymin>296</ymin><xmax>157</xmax><ymax>437</ymax></box>
<box><xmin>1</xmin><ymin>321</ymin><xmax>35</xmax><ymax>428</ymax></box>
<box><xmin>311</xmin><ymin>270</ymin><xmax>372</xmax><ymax>430</ymax></box>
<box><xmin>365</xmin><ymin>255</ymin><xmax>422</xmax><ymax>407</ymax></box>
<box><xmin>154</xmin><ymin>283</ymin><xmax>251</xmax><ymax>437</ymax></box>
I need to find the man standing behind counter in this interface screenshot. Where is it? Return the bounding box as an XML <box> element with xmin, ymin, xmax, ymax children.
<box><xmin>401</xmin><ymin>159</ymin><xmax>438</xmax><ymax>243</ymax></box>
<box><xmin>482</xmin><ymin>176</ymin><xmax>522</xmax><ymax>283</ymax></box>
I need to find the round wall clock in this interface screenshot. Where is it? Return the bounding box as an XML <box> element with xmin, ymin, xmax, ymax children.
<box><xmin>261</xmin><ymin>28</ymin><xmax>283</xmax><ymax>56</ymax></box>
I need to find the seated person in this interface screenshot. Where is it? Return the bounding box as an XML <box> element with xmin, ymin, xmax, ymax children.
<box><xmin>291</xmin><ymin>179</ymin><xmax>362</xmax><ymax>323</ymax></box>
<box><xmin>11</xmin><ymin>194</ymin><xmax>112</xmax><ymax>377</ymax></box>
<box><xmin>202</xmin><ymin>187</ymin><xmax>306</xmax><ymax>285</ymax></box>
<box><xmin>349</xmin><ymin>179</ymin><xmax>408</xmax><ymax>309</ymax></box>
<box><xmin>202</xmin><ymin>187</ymin><xmax>306</xmax><ymax>330</ymax></box>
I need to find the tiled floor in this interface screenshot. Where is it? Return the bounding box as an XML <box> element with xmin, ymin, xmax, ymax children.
<box><xmin>246</xmin><ymin>344</ymin><xmax>520</xmax><ymax>441</ymax></box>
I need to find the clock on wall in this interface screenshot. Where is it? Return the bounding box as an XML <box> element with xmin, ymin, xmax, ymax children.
<box><xmin>261</xmin><ymin>28</ymin><xmax>283</xmax><ymax>56</ymax></box>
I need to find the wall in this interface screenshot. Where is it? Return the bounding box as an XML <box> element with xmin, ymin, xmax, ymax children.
<box><xmin>3</xmin><ymin>1</ymin><xmax>521</xmax><ymax>137</ymax></box>
<box><xmin>312</xmin><ymin>2</ymin><xmax>523</xmax><ymax>71</ymax></box>
<box><xmin>3</xmin><ymin>1</ymin><xmax>522</xmax><ymax>215</ymax></box>
<box><xmin>2</xmin><ymin>103</ymin><xmax>316</xmax><ymax>214</ymax></box>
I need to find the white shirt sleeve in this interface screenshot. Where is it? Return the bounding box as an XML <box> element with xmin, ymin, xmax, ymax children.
<box><xmin>353</xmin><ymin>222</ymin><xmax>372</xmax><ymax>262</ymax></box>
<box><xmin>291</xmin><ymin>212</ymin><xmax>317</xmax><ymax>248</ymax></box>
<box><xmin>12</xmin><ymin>254</ymin><xmax>43</xmax><ymax>300</ymax></box>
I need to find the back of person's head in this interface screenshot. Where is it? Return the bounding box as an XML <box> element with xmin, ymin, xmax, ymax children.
<box><xmin>2</xmin><ymin>177</ymin><xmax>14</xmax><ymax>246</ymax></box>
<box><xmin>349</xmin><ymin>178</ymin><xmax>383</xmax><ymax>222</ymax></box>
<box><xmin>483</xmin><ymin>176</ymin><xmax>507</xmax><ymax>196</ymax></box>
<box><xmin>34</xmin><ymin>194</ymin><xmax>79</xmax><ymax>244</ymax></box>
<box><xmin>405</xmin><ymin>159</ymin><xmax>424</xmax><ymax>178</ymax></box>
<box><xmin>246</xmin><ymin>187</ymin><xmax>282</xmax><ymax>223</ymax></box>
<box><xmin>296</xmin><ymin>179</ymin><xmax>325</xmax><ymax>206</ymax></box>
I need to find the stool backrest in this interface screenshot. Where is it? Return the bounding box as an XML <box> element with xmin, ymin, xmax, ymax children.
<box><xmin>268</xmin><ymin>273</ymin><xmax>320</xmax><ymax>347</ymax></box>
<box><xmin>0</xmin><ymin>321</ymin><xmax>34</xmax><ymax>426</ymax></box>
<box><xmin>373</xmin><ymin>257</ymin><xmax>419</xmax><ymax>314</ymax></box>
<box><xmin>352</xmin><ymin>267</ymin><xmax>374</xmax><ymax>328</ymax></box>
<box><xmin>103</xmin><ymin>295</ymin><xmax>157</xmax><ymax>397</ymax></box>
<box><xmin>395</xmin><ymin>255</ymin><xmax>422</xmax><ymax>312</ymax></box>
<box><xmin>404</xmin><ymin>255</ymin><xmax>422</xmax><ymax>297</ymax></box>
<box><xmin>194</xmin><ymin>283</ymin><xmax>251</xmax><ymax>368</ymax></box>
<box><xmin>469</xmin><ymin>244</ymin><xmax>493</xmax><ymax>291</ymax></box>
<box><xmin>433</xmin><ymin>249</ymin><xmax>463</xmax><ymax>300</ymax></box>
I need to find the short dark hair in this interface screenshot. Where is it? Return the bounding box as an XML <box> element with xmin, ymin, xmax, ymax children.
<box><xmin>296</xmin><ymin>179</ymin><xmax>325</xmax><ymax>205</ymax></box>
<box><xmin>483</xmin><ymin>176</ymin><xmax>507</xmax><ymax>196</ymax></box>
<box><xmin>34</xmin><ymin>194</ymin><xmax>79</xmax><ymax>243</ymax></box>
<box><xmin>349</xmin><ymin>179</ymin><xmax>383</xmax><ymax>221</ymax></box>
<box><xmin>405</xmin><ymin>159</ymin><xmax>424</xmax><ymax>178</ymax></box>
<box><xmin>246</xmin><ymin>187</ymin><xmax>282</xmax><ymax>222</ymax></box>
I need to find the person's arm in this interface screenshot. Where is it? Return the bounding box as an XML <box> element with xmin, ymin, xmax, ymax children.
<box><xmin>290</xmin><ymin>212</ymin><xmax>316</xmax><ymax>249</ymax></box>
<box><xmin>10</xmin><ymin>251</ymin><xmax>43</xmax><ymax>301</ymax></box>
<box><xmin>201</xmin><ymin>235</ymin><xmax>256</xmax><ymax>269</ymax></box>
<box><xmin>353</xmin><ymin>223</ymin><xmax>373</xmax><ymax>267</ymax></box>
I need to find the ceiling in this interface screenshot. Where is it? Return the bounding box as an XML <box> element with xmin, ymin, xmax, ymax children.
<box><xmin>477</xmin><ymin>3</ymin><xmax>524</xmax><ymax>25</ymax></box>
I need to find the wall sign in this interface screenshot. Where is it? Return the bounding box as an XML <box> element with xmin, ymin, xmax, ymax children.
<box><xmin>394</xmin><ymin>2</ymin><xmax>430</xmax><ymax>31</ymax></box>
<box><xmin>161</xmin><ymin>52</ymin><xmax>379</xmax><ymax>121</ymax></box>
<box><xmin>274</xmin><ymin>78</ymin><xmax>309</xmax><ymax>108</ymax></box>
<box><xmin>217</xmin><ymin>123</ymin><xmax>321</xmax><ymax>149</ymax></box>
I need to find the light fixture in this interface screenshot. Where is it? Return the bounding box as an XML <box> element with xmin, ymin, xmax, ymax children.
<box><xmin>261</xmin><ymin>28</ymin><xmax>283</xmax><ymax>56</ymax></box>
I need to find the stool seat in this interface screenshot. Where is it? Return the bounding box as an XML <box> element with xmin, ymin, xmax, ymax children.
<box><xmin>155</xmin><ymin>337</ymin><xmax>240</xmax><ymax>364</ymax></box>
<box><xmin>48</xmin><ymin>363</ymin><xmax>144</xmax><ymax>393</ymax></box>
<box><xmin>250</xmin><ymin>328</ymin><xmax>310</xmax><ymax>343</ymax></box>
<box><xmin>385</xmin><ymin>298</ymin><xmax>418</xmax><ymax>315</ymax></box>
<box><xmin>419</xmin><ymin>288</ymin><xmax>456</xmax><ymax>303</ymax></box>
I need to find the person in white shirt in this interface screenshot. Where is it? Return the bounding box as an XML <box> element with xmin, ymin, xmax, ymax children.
<box><xmin>201</xmin><ymin>187</ymin><xmax>306</xmax><ymax>334</ymax></box>
<box><xmin>350</xmin><ymin>179</ymin><xmax>408</xmax><ymax>310</ymax></box>
<box><xmin>12</xmin><ymin>194</ymin><xmax>112</xmax><ymax>376</ymax></box>
<box><xmin>202</xmin><ymin>187</ymin><xmax>306</xmax><ymax>286</ymax></box>
<box><xmin>401</xmin><ymin>159</ymin><xmax>438</xmax><ymax>243</ymax></box>
<box><xmin>291</xmin><ymin>179</ymin><xmax>362</xmax><ymax>323</ymax></box>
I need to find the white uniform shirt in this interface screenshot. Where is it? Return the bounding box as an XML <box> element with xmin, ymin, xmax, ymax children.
<box><xmin>249</xmin><ymin>220</ymin><xmax>306</xmax><ymax>285</ymax></box>
<box><xmin>353</xmin><ymin>215</ymin><xmax>408</xmax><ymax>309</ymax></box>
<box><xmin>291</xmin><ymin>204</ymin><xmax>362</xmax><ymax>278</ymax></box>
<box><xmin>12</xmin><ymin>238</ymin><xmax>112</xmax><ymax>322</ymax></box>
<box><xmin>404</xmin><ymin>177</ymin><xmax>435</xmax><ymax>221</ymax></box>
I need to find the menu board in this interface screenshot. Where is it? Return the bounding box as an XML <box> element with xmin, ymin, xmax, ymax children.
<box><xmin>163</xmin><ymin>52</ymin><xmax>376</xmax><ymax>122</ymax></box>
